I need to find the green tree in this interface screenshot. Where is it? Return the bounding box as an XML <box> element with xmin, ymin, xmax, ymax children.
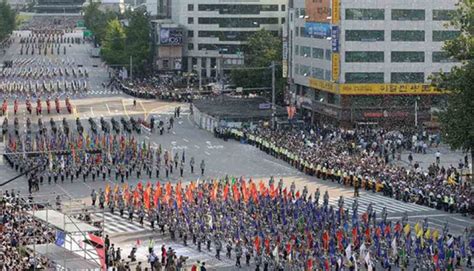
<box><xmin>230</xmin><ymin>29</ymin><xmax>285</xmax><ymax>102</ymax></box>
<box><xmin>0</xmin><ymin>0</ymin><xmax>16</xmax><ymax>41</ymax></box>
<box><xmin>125</xmin><ymin>9</ymin><xmax>151</xmax><ymax>75</ymax></box>
<box><xmin>83</xmin><ymin>1</ymin><xmax>117</xmax><ymax>44</ymax></box>
<box><xmin>433</xmin><ymin>0</ymin><xmax>474</xmax><ymax>177</ymax></box>
<box><xmin>101</xmin><ymin>19</ymin><xmax>128</xmax><ymax>65</ymax></box>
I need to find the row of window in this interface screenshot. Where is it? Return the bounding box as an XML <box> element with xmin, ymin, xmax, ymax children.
<box><xmin>295</xmin><ymin>64</ymin><xmax>332</xmax><ymax>81</ymax></box>
<box><xmin>345</xmin><ymin>51</ymin><xmax>456</xmax><ymax>63</ymax></box>
<box><xmin>344</xmin><ymin>9</ymin><xmax>455</xmax><ymax>21</ymax></box>
<box><xmin>189</xmin><ymin>30</ymin><xmax>278</xmax><ymax>41</ymax></box>
<box><xmin>190</xmin><ymin>4</ymin><xmax>285</xmax><ymax>14</ymax></box>
<box><xmin>194</xmin><ymin>44</ymin><xmax>243</xmax><ymax>54</ymax></box>
<box><xmin>345</xmin><ymin>72</ymin><xmax>425</xmax><ymax>83</ymax></box>
<box><xmin>294</xmin><ymin>45</ymin><xmax>331</xmax><ymax>60</ymax></box>
<box><xmin>194</xmin><ymin>17</ymin><xmax>279</xmax><ymax>27</ymax></box>
<box><xmin>345</xmin><ymin>30</ymin><xmax>460</xmax><ymax>42</ymax></box>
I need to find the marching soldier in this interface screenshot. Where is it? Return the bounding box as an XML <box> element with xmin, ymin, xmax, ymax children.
<box><xmin>214</xmin><ymin>237</ymin><xmax>222</xmax><ymax>259</ymax></box>
<box><xmin>179</xmin><ymin>160</ymin><xmax>184</xmax><ymax>177</ymax></box>
<box><xmin>128</xmin><ymin>204</ymin><xmax>135</xmax><ymax>222</ymax></box>
<box><xmin>14</xmin><ymin>99</ymin><xmax>18</xmax><ymax>115</ymax></box>
<box><xmin>235</xmin><ymin>242</ymin><xmax>242</xmax><ymax>268</ymax></box>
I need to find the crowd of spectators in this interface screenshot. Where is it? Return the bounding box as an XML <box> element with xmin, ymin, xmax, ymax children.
<box><xmin>0</xmin><ymin>190</ymin><xmax>55</xmax><ymax>270</ymax></box>
<box><xmin>19</xmin><ymin>16</ymin><xmax>81</xmax><ymax>33</ymax></box>
<box><xmin>229</xmin><ymin>125</ymin><xmax>472</xmax><ymax>215</ymax></box>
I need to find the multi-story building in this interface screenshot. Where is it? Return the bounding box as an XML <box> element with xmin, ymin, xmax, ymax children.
<box><xmin>288</xmin><ymin>0</ymin><xmax>459</xmax><ymax>127</ymax></box>
<box><xmin>146</xmin><ymin>0</ymin><xmax>287</xmax><ymax>81</ymax></box>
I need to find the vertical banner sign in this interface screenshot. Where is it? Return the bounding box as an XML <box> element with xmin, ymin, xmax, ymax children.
<box><xmin>282</xmin><ymin>38</ymin><xmax>288</xmax><ymax>78</ymax></box>
<box><xmin>305</xmin><ymin>0</ymin><xmax>331</xmax><ymax>22</ymax></box>
<box><xmin>332</xmin><ymin>0</ymin><xmax>340</xmax><ymax>24</ymax></box>
<box><xmin>331</xmin><ymin>26</ymin><xmax>339</xmax><ymax>52</ymax></box>
<box><xmin>332</xmin><ymin>53</ymin><xmax>340</xmax><ymax>81</ymax></box>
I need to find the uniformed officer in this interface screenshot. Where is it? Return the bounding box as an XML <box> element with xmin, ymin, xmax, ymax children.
<box><xmin>91</xmin><ymin>189</ymin><xmax>97</xmax><ymax>206</ymax></box>
<box><xmin>190</xmin><ymin>157</ymin><xmax>195</xmax><ymax>174</ymax></box>
<box><xmin>179</xmin><ymin>160</ymin><xmax>184</xmax><ymax>177</ymax></box>
<box><xmin>99</xmin><ymin>189</ymin><xmax>105</xmax><ymax>209</ymax></box>
<box><xmin>215</xmin><ymin>237</ymin><xmax>222</xmax><ymax>259</ymax></box>
<box><xmin>235</xmin><ymin>242</ymin><xmax>242</xmax><ymax>267</ymax></box>
<box><xmin>200</xmin><ymin>159</ymin><xmax>205</xmax><ymax>175</ymax></box>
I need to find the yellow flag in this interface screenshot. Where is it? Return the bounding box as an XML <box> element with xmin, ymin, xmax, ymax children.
<box><xmin>424</xmin><ymin>229</ymin><xmax>431</xmax><ymax>240</ymax></box>
<box><xmin>432</xmin><ymin>230</ymin><xmax>439</xmax><ymax>240</ymax></box>
<box><xmin>414</xmin><ymin>222</ymin><xmax>421</xmax><ymax>235</ymax></box>
<box><xmin>404</xmin><ymin>224</ymin><xmax>410</xmax><ymax>235</ymax></box>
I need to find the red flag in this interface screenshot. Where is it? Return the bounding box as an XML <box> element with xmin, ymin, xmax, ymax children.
<box><xmin>295</xmin><ymin>191</ymin><xmax>300</xmax><ymax>199</ymax></box>
<box><xmin>264</xmin><ymin>238</ymin><xmax>270</xmax><ymax>254</ymax></box>
<box><xmin>306</xmin><ymin>259</ymin><xmax>313</xmax><ymax>271</ymax></box>
<box><xmin>384</xmin><ymin>224</ymin><xmax>391</xmax><ymax>236</ymax></box>
<box><xmin>233</xmin><ymin>184</ymin><xmax>241</xmax><ymax>202</ymax></box>
<box><xmin>137</xmin><ymin>181</ymin><xmax>143</xmax><ymax>192</ymax></box>
<box><xmin>285</xmin><ymin>242</ymin><xmax>291</xmax><ymax>253</ymax></box>
<box><xmin>394</xmin><ymin>222</ymin><xmax>401</xmax><ymax>233</ymax></box>
<box><xmin>322</xmin><ymin>231</ymin><xmax>329</xmax><ymax>251</ymax></box>
<box><xmin>254</xmin><ymin>236</ymin><xmax>260</xmax><ymax>253</ymax></box>
<box><xmin>153</xmin><ymin>185</ymin><xmax>162</xmax><ymax>206</ymax></box>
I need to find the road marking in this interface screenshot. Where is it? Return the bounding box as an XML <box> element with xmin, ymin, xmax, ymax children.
<box><xmin>387</xmin><ymin>213</ymin><xmax>449</xmax><ymax>220</ymax></box>
<box><xmin>172</xmin><ymin>131</ymin><xmax>176</xmax><ymax>135</ymax></box>
<box><xmin>90</xmin><ymin>107</ymin><xmax>94</xmax><ymax>117</ymax></box>
<box><xmin>183</xmin><ymin>138</ymin><xmax>189</xmax><ymax>142</ymax></box>
<box><xmin>121</xmin><ymin>99</ymin><xmax>129</xmax><ymax>117</ymax></box>
<box><xmin>451</xmin><ymin>217</ymin><xmax>471</xmax><ymax>223</ymax></box>
<box><xmin>83</xmin><ymin>182</ymin><xmax>92</xmax><ymax>189</ymax></box>
<box><xmin>56</xmin><ymin>184</ymin><xmax>73</xmax><ymax>198</ymax></box>
<box><xmin>145</xmin><ymin>136</ymin><xmax>150</xmax><ymax>140</ymax></box>
<box><xmin>139</xmin><ymin>101</ymin><xmax>147</xmax><ymax>119</ymax></box>
<box><xmin>194</xmin><ymin>145</ymin><xmax>200</xmax><ymax>149</ymax></box>
<box><xmin>204</xmin><ymin>151</ymin><xmax>211</xmax><ymax>156</ymax></box>
<box><xmin>105</xmin><ymin>104</ymin><xmax>111</xmax><ymax>115</ymax></box>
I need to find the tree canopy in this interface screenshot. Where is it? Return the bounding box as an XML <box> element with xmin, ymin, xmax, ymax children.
<box><xmin>230</xmin><ymin>29</ymin><xmax>285</xmax><ymax>103</ymax></box>
<box><xmin>0</xmin><ymin>0</ymin><xmax>16</xmax><ymax>41</ymax></box>
<box><xmin>433</xmin><ymin>0</ymin><xmax>474</xmax><ymax>176</ymax></box>
<box><xmin>84</xmin><ymin>3</ymin><xmax>151</xmax><ymax>75</ymax></box>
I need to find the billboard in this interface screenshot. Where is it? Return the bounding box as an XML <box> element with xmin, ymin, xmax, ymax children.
<box><xmin>159</xmin><ymin>28</ymin><xmax>183</xmax><ymax>45</ymax></box>
<box><xmin>304</xmin><ymin>22</ymin><xmax>331</xmax><ymax>38</ymax></box>
<box><xmin>305</xmin><ymin>0</ymin><xmax>330</xmax><ymax>23</ymax></box>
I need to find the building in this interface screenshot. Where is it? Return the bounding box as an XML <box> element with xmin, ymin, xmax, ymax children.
<box><xmin>152</xmin><ymin>21</ymin><xmax>184</xmax><ymax>72</ymax></box>
<box><xmin>145</xmin><ymin>0</ymin><xmax>287</xmax><ymax>82</ymax></box>
<box><xmin>98</xmin><ymin>0</ymin><xmax>125</xmax><ymax>13</ymax></box>
<box><xmin>287</xmin><ymin>0</ymin><xmax>459</xmax><ymax>127</ymax></box>
<box><xmin>34</xmin><ymin>0</ymin><xmax>85</xmax><ymax>13</ymax></box>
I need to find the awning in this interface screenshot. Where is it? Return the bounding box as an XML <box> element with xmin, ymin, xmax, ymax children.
<box><xmin>26</xmin><ymin>244</ymin><xmax>101</xmax><ymax>270</ymax></box>
<box><xmin>28</xmin><ymin>209</ymin><xmax>100</xmax><ymax>233</ymax></box>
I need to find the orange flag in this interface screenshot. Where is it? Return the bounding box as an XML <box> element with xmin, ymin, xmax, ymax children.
<box><xmin>223</xmin><ymin>184</ymin><xmax>229</xmax><ymax>201</ymax></box>
<box><xmin>144</xmin><ymin>185</ymin><xmax>151</xmax><ymax>209</ymax></box>
<box><xmin>166</xmin><ymin>182</ymin><xmax>172</xmax><ymax>196</ymax></box>
<box><xmin>154</xmin><ymin>185</ymin><xmax>162</xmax><ymax>206</ymax></box>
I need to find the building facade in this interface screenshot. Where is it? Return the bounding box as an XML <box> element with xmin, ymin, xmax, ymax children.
<box><xmin>146</xmin><ymin>0</ymin><xmax>287</xmax><ymax>82</ymax></box>
<box><xmin>288</xmin><ymin>0</ymin><xmax>460</xmax><ymax>127</ymax></box>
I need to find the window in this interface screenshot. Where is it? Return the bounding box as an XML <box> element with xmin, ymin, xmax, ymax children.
<box><xmin>281</xmin><ymin>5</ymin><xmax>285</xmax><ymax>11</ymax></box>
<box><xmin>433</xmin><ymin>30</ymin><xmax>460</xmax><ymax>42</ymax></box>
<box><xmin>301</xmin><ymin>46</ymin><xmax>311</xmax><ymax>57</ymax></box>
<box><xmin>432</xmin><ymin>51</ymin><xmax>458</xmax><ymax>63</ymax></box>
<box><xmin>345</xmin><ymin>51</ymin><xmax>384</xmax><ymax>62</ymax></box>
<box><xmin>311</xmin><ymin>67</ymin><xmax>324</xmax><ymax>79</ymax></box>
<box><xmin>433</xmin><ymin>10</ymin><xmax>455</xmax><ymax>21</ymax></box>
<box><xmin>324</xmin><ymin>70</ymin><xmax>332</xmax><ymax>81</ymax></box>
<box><xmin>312</xmin><ymin>48</ymin><xmax>324</xmax><ymax>59</ymax></box>
<box><xmin>188</xmin><ymin>4</ymin><xmax>193</xmax><ymax>11</ymax></box>
<box><xmin>345</xmin><ymin>9</ymin><xmax>384</xmax><ymax>20</ymax></box>
<box><xmin>345</xmin><ymin>30</ymin><xmax>384</xmax><ymax>41</ymax></box>
<box><xmin>188</xmin><ymin>43</ymin><xmax>194</xmax><ymax>50</ymax></box>
<box><xmin>300</xmin><ymin>65</ymin><xmax>310</xmax><ymax>76</ymax></box>
<box><xmin>281</xmin><ymin>17</ymin><xmax>285</xmax><ymax>24</ymax></box>
<box><xmin>392</xmin><ymin>9</ymin><xmax>425</xmax><ymax>21</ymax></box>
<box><xmin>295</xmin><ymin>45</ymin><xmax>299</xmax><ymax>55</ymax></box>
<box><xmin>325</xmin><ymin>49</ymin><xmax>331</xmax><ymax>60</ymax></box>
<box><xmin>391</xmin><ymin>72</ymin><xmax>424</xmax><ymax>83</ymax></box>
<box><xmin>352</xmin><ymin>96</ymin><xmax>383</xmax><ymax>107</ymax></box>
<box><xmin>188</xmin><ymin>30</ymin><xmax>194</xmax><ymax>38</ymax></box>
<box><xmin>198</xmin><ymin>44</ymin><xmax>242</xmax><ymax>54</ymax></box>
<box><xmin>391</xmin><ymin>51</ymin><xmax>425</xmax><ymax>62</ymax></box>
<box><xmin>345</xmin><ymin>73</ymin><xmax>384</xmax><ymax>83</ymax></box>
<box><xmin>188</xmin><ymin>17</ymin><xmax>194</xmax><ymax>24</ymax></box>
<box><xmin>299</xmin><ymin>27</ymin><xmax>305</xmax><ymax>37</ymax></box>
<box><xmin>391</xmin><ymin>30</ymin><xmax>425</xmax><ymax>41</ymax></box>
<box><xmin>197</xmin><ymin>31</ymin><xmax>278</xmax><ymax>41</ymax></box>
<box><xmin>300</xmin><ymin>8</ymin><xmax>305</xmax><ymax>16</ymax></box>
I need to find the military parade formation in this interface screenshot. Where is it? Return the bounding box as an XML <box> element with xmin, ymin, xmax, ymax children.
<box><xmin>88</xmin><ymin>178</ymin><xmax>473</xmax><ymax>270</ymax></box>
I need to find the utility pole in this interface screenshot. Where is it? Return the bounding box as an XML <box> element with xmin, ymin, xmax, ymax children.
<box><xmin>415</xmin><ymin>96</ymin><xmax>419</xmax><ymax>127</ymax></box>
<box><xmin>130</xmin><ymin>55</ymin><xmax>133</xmax><ymax>80</ymax></box>
<box><xmin>271</xmin><ymin>61</ymin><xmax>276</xmax><ymax>129</ymax></box>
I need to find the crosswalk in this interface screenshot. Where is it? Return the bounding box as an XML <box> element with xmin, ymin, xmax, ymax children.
<box><xmin>87</xmin><ymin>89</ymin><xmax>121</xmax><ymax>96</ymax></box>
<box><xmin>91</xmin><ymin>193</ymin><xmax>435</xmax><ymax>235</ymax></box>
<box><xmin>328</xmin><ymin>192</ymin><xmax>435</xmax><ymax>216</ymax></box>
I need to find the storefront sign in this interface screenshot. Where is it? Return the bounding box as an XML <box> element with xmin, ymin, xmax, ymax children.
<box><xmin>305</xmin><ymin>0</ymin><xmax>330</xmax><ymax>23</ymax></box>
<box><xmin>304</xmin><ymin>22</ymin><xmax>331</xmax><ymax>38</ymax></box>
<box><xmin>308</xmin><ymin>78</ymin><xmax>337</xmax><ymax>93</ymax></box>
<box><xmin>331</xmin><ymin>26</ymin><xmax>339</xmax><ymax>52</ymax></box>
<box><xmin>339</xmin><ymin>83</ymin><xmax>446</xmax><ymax>95</ymax></box>
<box><xmin>332</xmin><ymin>0</ymin><xmax>340</xmax><ymax>24</ymax></box>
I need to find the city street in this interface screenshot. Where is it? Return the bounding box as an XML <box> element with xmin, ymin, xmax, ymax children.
<box><xmin>1</xmin><ymin>26</ymin><xmax>473</xmax><ymax>271</ymax></box>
